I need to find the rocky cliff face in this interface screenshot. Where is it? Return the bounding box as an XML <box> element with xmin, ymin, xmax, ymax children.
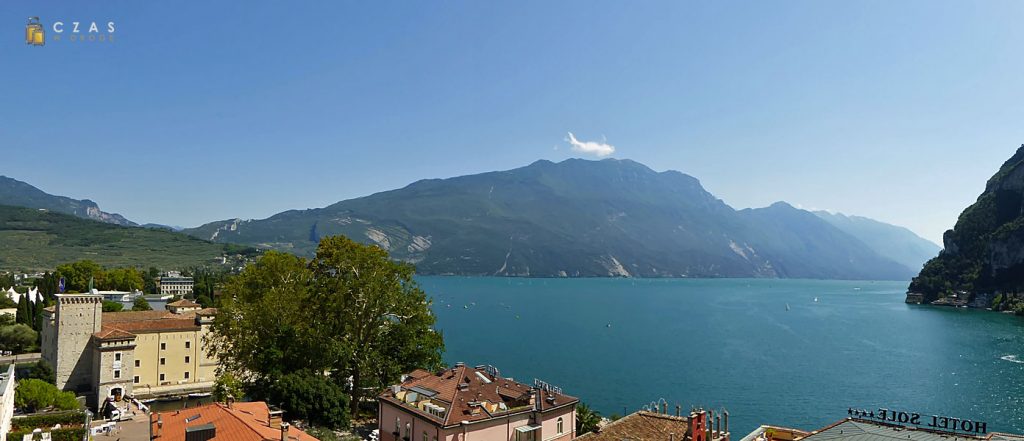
<box><xmin>908</xmin><ymin>144</ymin><xmax>1024</xmax><ymax>304</ymax></box>
<box><xmin>0</xmin><ymin>176</ymin><xmax>136</xmax><ymax>226</ymax></box>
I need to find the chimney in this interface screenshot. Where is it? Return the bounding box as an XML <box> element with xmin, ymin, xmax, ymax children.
<box><xmin>662</xmin><ymin>402</ymin><xmax>668</xmax><ymax>414</ymax></box>
<box><xmin>676</xmin><ymin>405</ymin><xmax>681</xmax><ymax>417</ymax></box>
<box><xmin>269</xmin><ymin>407</ymin><xmax>284</xmax><ymax>429</ymax></box>
<box><xmin>226</xmin><ymin>395</ymin><xmax>235</xmax><ymax>409</ymax></box>
<box><xmin>281</xmin><ymin>422</ymin><xmax>290</xmax><ymax>441</ymax></box>
<box><xmin>670</xmin><ymin>433</ymin><xmax>675</xmax><ymax>441</ymax></box>
<box><xmin>716</xmin><ymin>414</ymin><xmax>721</xmax><ymax>437</ymax></box>
<box><xmin>157</xmin><ymin>415</ymin><xmax>164</xmax><ymax>438</ymax></box>
<box><xmin>724</xmin><ymin>410</ymin><xmax>730</xmax><ymax>441</ymax></box>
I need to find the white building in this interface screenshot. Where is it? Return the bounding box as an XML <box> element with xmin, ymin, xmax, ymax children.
<box><xmin>156</xmin><ymin>272</ymin><xmax>194</xmax><ymax>298</ymax></box>
<box><xmin>0</xmin><ymin>364</ymin><xmax>15</xmax><ymax>441</ymax></box>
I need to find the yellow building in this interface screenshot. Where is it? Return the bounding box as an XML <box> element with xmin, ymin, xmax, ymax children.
<box><xmin>41</xmin><ymin>295</ymin><xmax>218</xmax><ymax>409</ymax></box>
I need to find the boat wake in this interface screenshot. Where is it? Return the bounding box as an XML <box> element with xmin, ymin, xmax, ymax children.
<box><xmin>1000</xmin><ymin>354</ymin><xmax>1024</xmax><ymax>364</ymax></box>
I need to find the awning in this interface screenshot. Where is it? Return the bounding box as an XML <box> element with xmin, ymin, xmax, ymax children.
<box><xmin>515</xmin><ymin>425</ymin><xmax>542</xmax><ymax>433</ymax></box>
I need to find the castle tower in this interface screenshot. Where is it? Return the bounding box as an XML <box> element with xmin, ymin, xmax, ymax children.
<box><xmin>42</xmin><ymin>294</ymin><xmax>103</xmax><ymax>392</ymax></box>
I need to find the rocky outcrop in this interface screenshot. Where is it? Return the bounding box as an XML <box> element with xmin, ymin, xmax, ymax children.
<box><xmin>0</xmin><ymin>176</ymin><xmax>136</xmax><ymax>226</ymax></box>
<box><xmin>908</xmin><ymin>144</ymin><xmax>1024</xmax><ymax>304</ymax></box>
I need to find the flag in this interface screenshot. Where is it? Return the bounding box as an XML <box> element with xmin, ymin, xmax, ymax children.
<box><xmin>58</xmin><ymin>277</ymin><xmax>66</xmax><ymax>293</ymax></box>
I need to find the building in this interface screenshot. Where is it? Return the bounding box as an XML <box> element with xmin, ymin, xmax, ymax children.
<box><xmin>0</xmin><ymin>365</ymin><xmax>14</xmax><ymax>441</ymax></box>
<box><xmin>157</xmin><ymin>272</ymin><xmax>194</xmax><ymax>298</ymax></box>
<box><xmin>40</xmin><ymin>293</ymin><xmax>218</xmax><ymax>409</ymax></box>
<box><xmin>578</xmin><ymin>407</ymin><xmax>730</xmax><ymax>441</ymax></box>
<box><xmin>742</xmin><ymin>410</ymin><xmax>1024</xmax><ymax>441</ymax></box>
<box><xmin>151</xmin><ymin>400</ymin><xmax>319</xmax><ymax>441</ymax></box>
<box><xmin>380</xmin><ymin>364</ymin><xmax>578</xmax><ymax>441</ymax></box>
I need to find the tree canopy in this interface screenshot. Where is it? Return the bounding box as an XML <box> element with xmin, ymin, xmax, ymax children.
<box><xmin>132</xmin><ymin>297</ymin><xmax>152</xmax><ymax>311</ymax></box>
<box><xmin>209</xmin><ymin>236</ymin><xmax>444</xmax><ymax>428</ymax></box>
<box><xmin>14</xmin><ymin>379</ymin><xmax>79</xmax><ymax>412</ymax></box>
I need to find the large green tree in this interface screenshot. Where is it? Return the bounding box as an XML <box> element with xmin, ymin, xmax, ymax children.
<box><xmin>308</xmin><ymin>236</ymin><xmax>444</xmax><ymax>416</ymax></box>
<box><xmin>14</xmin><ymin>379</ymin><xmax>78</xmax><ymax>412</ymax></box>
<box><xmin>209</xmin><ymin>236</ymin><xmax>444</xmax><ymax>426</ymax></box>
<box><xmin>0</xmin><ymin>323</ymin><xmax>38</xmax><ymax>353</ymax></box>
<box><xmin>55</xmin><ymin>260</ymin><xmax>104</xmax><ymax>293</ymax></box>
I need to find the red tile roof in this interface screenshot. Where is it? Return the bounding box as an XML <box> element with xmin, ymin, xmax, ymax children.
<box><xmin>167</xmin><ymin>299</ymin><xmax>201</xmax><ymax>307</ymax></box>
<box><xmin>96</xmin><ymin>307</ymin><xmax>210</xmax><ymax>338</ymax></box>
<box><xmin>577</xmin><ymin>411</ymin><xmax>692</xmax><ymax>441</ymax></box>
<box><xmin>153</xmin><ymin>401</ymin><xmax>319</xmax><ymax>441</ymax></box>
<box><xmin>380</xmin><ymin>365</ymin><xmax>578</xmax><ymax>427</ymax></box>
<box><xmin>93</xmin><ymin>328</ymin><xmax>137</xmax><ymax>340</ymax></box>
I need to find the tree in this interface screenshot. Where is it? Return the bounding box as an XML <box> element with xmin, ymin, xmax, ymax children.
<box><xmin>209</xmin><ymin>237</ymin><xmax>444</xmax><ymax>426</ymax></box>
<box><xmin>55</xmin><ymin>260</ymin><xmax>104</xmax><ymax>293</ymax></box>
<box><xmin>16</xmin><ymin>294</ymin><xmax>31</xmax><ymax>326</ymax></box>
<box><xmin>26</xmin><ymin>359</ymin><xmax>56</xmax><ymax>384</ymax></box>
<box><xmin>196</xmin><ymin>295</ymin><xmax>213</xmax><ymax>308</ymax></box>
<box><xmin>212</xmin><ymin>371</ymin><xmax>246</xmax><ymax>402</ymax></box>
<box><xmin>52</xmin><ymin>391</ymin><xmax>80</xmax><ymax>410</ymax></box>
<box><xmin>143</xmin><ymin>267</ymin><xmax>160</xmax><ymax>294</ymax></box>
<box><xmin>307</xmin><ymin>236</ymin><xmax>444</xmax><ymax>417</ymax></box>
<box><xmin>101</xmin><ymin>301</ymin><xmax>124</xmax><ymax>312</ymax></box>
<box><xmin>101</xmin><ymin>268</ymin><xmax>144</xmax><ymax>291</ymax></box>
<box><xmin>268</xmin><ymin>371</ymin><xmax>349</xmax><ymax>428</ymax></box>
<box><xmin>132</xmin><ymin>297</ymin><xmax>152</xmax><ymax>311</ymax></box>
<box><xmin>0</xmin><ymin>323</ymin><xmax>38</xmax><ymax>353</ymax></box>
<box><xmin>576</xmin><ymin>403</ymin><xmax>602</xmax><ymax>436</ymax></box>
<box><xmin>15</xmin><ymin>379</ymin><xmax>80</xmax><ymax>412</ymax></box>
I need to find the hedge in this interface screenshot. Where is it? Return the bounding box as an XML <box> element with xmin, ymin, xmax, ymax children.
<box><xmin>6</xmin><ymin>428</ymin><xmax>88</xmax><ymax>441</ymax></box>
<box><xmin>10</xmin><ymin>410</ymin><xmax>86</xmax><ymax>431</ymax></box>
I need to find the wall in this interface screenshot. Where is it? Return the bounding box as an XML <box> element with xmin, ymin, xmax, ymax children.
<box><xmin>539</xmin><ymin>405</ymin><xmax>575</xmax><ymax>441</ymax></box>
<box><xmin>92</xmin><ymin>339</ymin><xmax>135</xmax><ymax>408</ymax></box>
<box><xmin>131</xmin><ymin>329</ymin><xmax>202</xmax><ymax>390</ymax></box>
<box><xmin>52</xmin><ymin>295</ymin><xmax>102</xmax><ymax>393</ymax></box>
<box><xmin>380</xmin><ymin>400</ymin><xmax>562</xmax><ymax>441</ymax></box>
<box><xmin>0</xmin><ymin>365</ymin><xmax>15</xmax><ymax>441</ymax></box>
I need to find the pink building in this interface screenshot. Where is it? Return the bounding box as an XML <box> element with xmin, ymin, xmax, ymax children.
<box><xmin>379</xmin><ymin>363</ymin><xmax>578</xmax><ymax>441</ymax></box>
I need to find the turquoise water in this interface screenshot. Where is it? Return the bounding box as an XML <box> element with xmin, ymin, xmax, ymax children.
<box><xmin>421</xmin><ymin>277</ymin><xmax>1024</xmax><ymax>436</ymax></box>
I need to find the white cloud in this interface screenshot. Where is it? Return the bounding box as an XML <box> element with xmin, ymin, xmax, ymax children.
<box><xmin>566</xmin><ymin>132</ymin><xmax>615</xmax><ymax>157</ymax></box>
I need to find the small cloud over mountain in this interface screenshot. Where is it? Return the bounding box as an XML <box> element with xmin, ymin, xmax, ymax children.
<box><xmin>566</xmin><ymin>132</ymin><xmax>615</xmax><ymax>157</ymax></box>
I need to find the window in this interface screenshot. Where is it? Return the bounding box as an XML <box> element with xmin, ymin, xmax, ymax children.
<box><xmin>133</xmin><ymin>376</ymin><xmax>139</xmax><ymax>384</ymax></box>
<box><xmin>185</xmin><ymin>356</ymin><xmax>190</xmax><ymax>364</ymax></box>
<box><xmin>558</xmin><ymin>418</ymin><xmax>564</xmax><ymax>434</ymax></box>
<box><xmin>185</xmin><ymin>341</ymin><xmax>191</xmax><ymax>349</ymax></box>
<box><xmin>113</xmin><ymin>370</ymin><xmax>121</xmax><ymax>379</ymax></box>
<box><xmin>115</xmin><ymin>353</ymin><xmax>121</xmax><ymax>361</ymax></box>
<box><xmin>184</xmin><ymin>372</ymin><xmax>190</xmax><ymax>379</ymax></box>
<box><xmin>161</xmin><ymin>343</ymin><xmax>166</xmax><ymax>350</ymax></box>
<box><xmin>404</xmin><ymin>423</ymin><xmax>410</xmax><ymax>440</ymax></box>
<box><xmin>423</xmin><ymin>431</ymin><xmax>428</xmax><ymax>441</ymax></box>
<box><xmin>395</xmin><ymin>418</ymin><xmax>400</xmax><ymax>435</ymax></box>
<box><xmin>135</xmin><ymin>360</ymin><xmax>140</xmax><ymax>368</ymax></box>
<box><xmin>159</xmin><ymin>373</ymin><xmax>165</xmax><ymax>381</ymax></box>
<box><xmin>160</xmin><ymin>358</ymin><xmax>166</xmax><ymax>365</ymax></box>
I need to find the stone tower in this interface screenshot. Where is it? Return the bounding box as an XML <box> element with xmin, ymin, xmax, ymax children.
<box><xmin>42</xmin><ymin>294</ymin><xmax>103</xmax><ymax>393</ymax></box>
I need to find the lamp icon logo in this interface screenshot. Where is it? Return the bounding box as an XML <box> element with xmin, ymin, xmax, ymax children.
<box><xmin>26</xmin><ymin>17</ymin><xmax>44</xmax><ymax>46</ymax></box>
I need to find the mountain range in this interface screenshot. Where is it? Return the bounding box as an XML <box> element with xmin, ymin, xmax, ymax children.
<box><xmin>0</xmin><ymin>204</ymin><xmax>252</xmax><ymax>270</ymax></box>
<box><xmin>181</xmin><ymin>158</ymin><xmax>935</xmax><ymax>279</ymax></box>
<box><xmin>0</xmin><ymin>176</ymin><xmax>136</xmax><ymax>226</ymax></box>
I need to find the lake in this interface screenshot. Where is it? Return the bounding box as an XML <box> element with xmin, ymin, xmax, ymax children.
<box><xmin>421</xmin><ymin>277</ymin><xmax>1024</xmax><ymax>436</ymax></box>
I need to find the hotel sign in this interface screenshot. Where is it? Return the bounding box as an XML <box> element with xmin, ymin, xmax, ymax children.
<box><xmin>848</xmin><ymin>408</ymin><xmax>988</xmax><ymax>435</ymax></box>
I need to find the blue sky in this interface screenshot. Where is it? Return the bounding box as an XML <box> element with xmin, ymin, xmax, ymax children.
<box><xmin>3</xmin><ymin>1</ymin><xmax>1024</xmax><ymax>243</ymax></box>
